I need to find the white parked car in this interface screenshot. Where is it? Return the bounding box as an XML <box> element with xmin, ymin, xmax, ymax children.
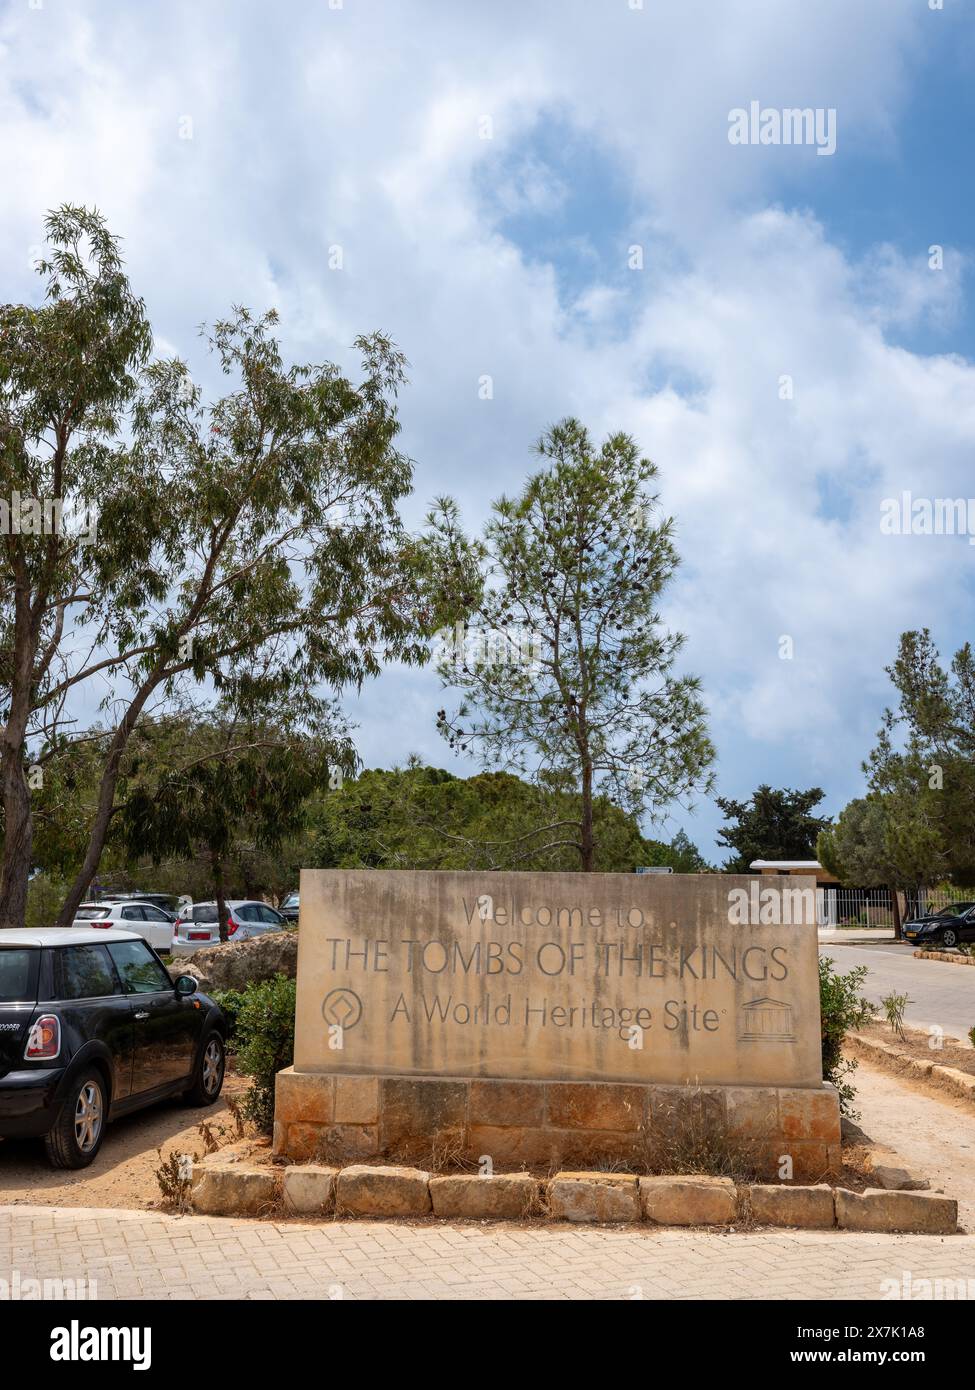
<box><xmin>171</xmin><ymin>900</ymin><xmax>286</xmax><ymax>955</ymax></box>
<box><xmin>71</xmin><ymin>900</ymin><xmax>174</xmax><ymax>953</ymax></box>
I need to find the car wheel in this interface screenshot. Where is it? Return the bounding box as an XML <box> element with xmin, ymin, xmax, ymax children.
<box><xmin>44</xmin><ymin>1072</ymin><xmax>107</xmax><ymax>1170</ymax></box>
<box><xmin>182</xmin><ymin>1032</ymin><xmax>225</xmax><ymax>1107</ymax></box>
<box><xmin>942</xmin><ymin>927</ymin><xmax>959</xmax><ymax>948</ymax></box>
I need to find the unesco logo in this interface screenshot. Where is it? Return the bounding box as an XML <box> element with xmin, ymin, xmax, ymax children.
<box><xmin>321</xmin><ymin>988</ymin><xmax>363</xmax><ymax>1030</ymax></box>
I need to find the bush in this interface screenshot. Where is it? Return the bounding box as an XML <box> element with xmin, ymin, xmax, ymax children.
<box><xmin>819</xmin><ymin>955</ymin><xmax>875</xmax><ymax>1118</ymax></box>
<box><xmin>212</xmin><ymin>988</ymin><xmax>247</xmax><ymax>1049</ymax></box>
<box><xmin>232</xmin><ymin>974</ymin><xmax>297</xmax><ymax>1133</ymax></box>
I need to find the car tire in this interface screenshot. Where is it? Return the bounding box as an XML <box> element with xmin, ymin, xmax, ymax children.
<box><xmin>942</xmin><ymin>927</ymin><xmax>959</xmax><ymax>948</ymax></box>
<box><xmin>44</xmin><ymin>1071</ymin><xmax>107</xmax><ymax>1170</ymax></box>
<box><xmin>182</xmin><ymin>1032</ymin><xmax>225</xmax><ymax>1107</ymax></box>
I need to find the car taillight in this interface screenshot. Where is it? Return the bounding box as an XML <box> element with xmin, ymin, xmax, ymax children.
<box><xmin>227</xmin><ymin>918</ymin><xmax>238</xmax><ymax>936</ymax></box>
<box><xmin>25</xmin><ymin>1015</ymin><xmax>60</xmax><ymax>1060</ymax></box>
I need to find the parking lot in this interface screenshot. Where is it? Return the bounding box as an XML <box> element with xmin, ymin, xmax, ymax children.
<box><xmin>0</xmin><ymin>1072</ymin><xmax>247</xmax><ymax>1210</ymax></box>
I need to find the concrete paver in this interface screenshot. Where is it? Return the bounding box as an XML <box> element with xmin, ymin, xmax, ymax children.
<box><xmin>2</xmin><ymin>1204</ymin><xmax>973</xmax><ymax>1300</ymax></box>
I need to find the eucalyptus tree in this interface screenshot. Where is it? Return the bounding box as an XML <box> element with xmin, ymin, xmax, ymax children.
<box><xmin>427</xmin><ymin>418</ymin><xmax>714</xmax><ymax>871</ymax></box>
<box><xmin>1</xmin><ymin>205</ymin><xmax>433</xmax><ymax>929</ymax></box>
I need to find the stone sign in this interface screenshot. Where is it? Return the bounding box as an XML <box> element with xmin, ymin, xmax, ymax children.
<box><xmin>294</xmin><ymin>870</ymin><xmax>822</xmax><ymax>1089</ymax></box>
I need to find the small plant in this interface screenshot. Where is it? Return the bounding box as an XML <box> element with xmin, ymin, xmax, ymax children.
<box><xmin>154</xmin><ymin>1148</ymin><xmax>196</xmax><ymax>1212</ymax></box>
<box><xmin>968</xmin><ymin>1025</ymin><xmax>975</xmax><ymax>1049</ymax></box>
<box><xmin>224</xmin><ymin>1092</ymin><xmax>247</xmax><ymax>1140</ymax></box>
<box><xmin>819</xmin><ymin>956</ymin><xmax>875</xmax><ymax>1119</ymax></box>
<box><xmin>197</xmin><ymin>1120</ymin><xmax>221</xmax><ymax>1155</ymax></box>
<box><xmin>428</xmin><ymin>1126</ymin><xmax>468</xmax><ymax>1173</ymax></box>
<box><xmin>881</xmin><ymin>991</ymin><xmax>909</xmax><ymax>1040</ymax></box>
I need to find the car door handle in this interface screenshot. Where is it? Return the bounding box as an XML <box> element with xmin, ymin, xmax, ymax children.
<box><xmin>134</xmin><ymin>1011</ymin><xmax>149</xmax><ymax>1020</ymax></box>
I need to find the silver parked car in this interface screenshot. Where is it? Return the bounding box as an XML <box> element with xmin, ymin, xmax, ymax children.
<box><xmin>171</xmin><ymin>900</ymin><xmax>286</xmax><ymax>955</ymax></box>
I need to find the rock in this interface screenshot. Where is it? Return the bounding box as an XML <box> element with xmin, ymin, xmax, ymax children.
<box><xmin>282</xmin><ymin>1164</ymin><xmax>339</xmax><ymax>1215</ymax></box>
<box><xmin>429</xmin><ymin>1172</ymin><xmax>539</xmax><ymax>1220</ymax></box>
<box><xmin>869</xmin><ymin>1163</ymin><xmax>929</xmax><ymax>1192</ymax></box>
<box><xmin>840</xmin><ymin>1117</ymin><xmax>871</xmax><ymax>1144</ymax></box>
<box><xmin>640</xmin><ymin>1175</ymin><xmax>737</xmax><ymax>1225</ymax></box>
<box><xmin>335</xmin><ymin>1164</ymin><xmax>431</xmax><ymax>1217</ymax></box>
<box><xmin>546</xmin><ymin>1172</ymin><xmax>641</xmax><ymax>1223</ymax></box>
<box><xmin>177</xmin><ymin>930</ymin><xmax>298</xmax><ymax>993</ymax></box>
<box><xmin>191</xmin><ymin>1164</ymin><xmax>280</xmax><ymax>1216</ymax></box>
<box><xmin>747</xmin><ymin>1183</ymin><xmax>835</xmax><ymax>1228</ymax></box>
<box><xmin>835</xmin><ymin>1188</ymin><xmax>957</xmax><ymax>1234</ymax></box>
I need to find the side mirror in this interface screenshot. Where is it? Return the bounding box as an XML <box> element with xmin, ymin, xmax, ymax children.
<box><xmin>175</xmin><ymin>974</ymin><xmax>197</xmax><ymax>997</ymax></box>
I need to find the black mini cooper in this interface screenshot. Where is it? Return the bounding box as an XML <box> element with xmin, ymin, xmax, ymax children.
<box><xmin>0</xmin><ymin>927</ymin><xmax>226</xmax><ymax>1168</ymax></box>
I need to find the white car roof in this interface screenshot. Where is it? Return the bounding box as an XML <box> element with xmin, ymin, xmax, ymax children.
<box><xmin>192</xmin><ymin>900</ymin><xmax>269</xmax><ymax>908</ymax></box>
<box><xmin>0</xmin><ymin>927</ymin><xmax>145</xmax><ymax>948</ymax></box>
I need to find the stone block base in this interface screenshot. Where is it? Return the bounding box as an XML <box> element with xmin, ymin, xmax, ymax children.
<box><xmin>547</xmin><ymin>1172</ymin><xmax>641</xmax><ymax>1223</ymax></box>
<box><xmin>191</xmin><ymin>1164</ymin><xmax>280</xmax><ymax>1216</ymax></box>
<box><xmin>336</xmin><ymin>1164</ymin><xmax>432</xmax><ymax>1217</ymax></box>
<box><xmin>747</xmin><ymin>1183</ymin><xmax>835</xmax><ymax>1229</ymax></box>
<box><xmin>835</xmin><ymin>1188</ymin><xmax>957</xmax><ymax>1234</ymax></box>
<box><xmin>430</xmin><ymin>1172</ymin><xmax>540</xmax><ymax>1220</ymax></box>
<box><xmin>641</xmin><ymin>1175</ymin><xmax>736</xmax><ymax>1225</ymax></box>
<box><xmin>274</xmin><ymin>1068</ymin><xmax>841</xmax><ymax>1181</ymax></box>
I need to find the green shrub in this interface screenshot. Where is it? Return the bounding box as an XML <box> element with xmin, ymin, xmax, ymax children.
<box><xmin>212</xmin><ymin>988</ymin><xmax>247</xmax><ymax>1049</ymax></box>
<box><xmin>819</xmin><ymin>955</ymin><xmax>875</xmax><ymax>1119</ymax></box>
<box><xmin>232</xmin><ymin>974</ymin><xmax>297</xmax><ymax>1133</ymax></box>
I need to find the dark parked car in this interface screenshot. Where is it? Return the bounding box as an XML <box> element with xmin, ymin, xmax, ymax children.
<box><xmin>0</xmin><ymin>927</ymin><xmax>226</xmax><ymax>1169</ymax></box>
<box><xmin>903</xmin><ymin>901</ymin><xmax>975</xmax><ymax>949</ymax></box>
<box><xmin>279</xmin><ymin>892</ymin><xmax>299</xmax><ymax>924</ymax></box>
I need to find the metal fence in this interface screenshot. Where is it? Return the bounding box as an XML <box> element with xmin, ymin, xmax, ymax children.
<box><xmin>817</xmin><ymin>886</ymin><xmax>975</xmax><ymax>929</ymax></box>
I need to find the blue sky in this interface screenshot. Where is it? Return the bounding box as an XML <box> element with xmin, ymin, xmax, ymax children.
<box><xmin>2</xmin><ymin>0</ymin><xmax>974</xmax><ymax>862</ymax></box>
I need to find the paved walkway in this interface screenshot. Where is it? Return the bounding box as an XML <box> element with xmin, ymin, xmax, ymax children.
<box><xmin>2</xmin><ymin>1205</ymin><xmax>973</xmax><ymax>1300</ymax></box>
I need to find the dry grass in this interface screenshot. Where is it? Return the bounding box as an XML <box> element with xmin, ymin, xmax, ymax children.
<box><xmin>638</xmin><ymin>1094</ymin><xmax>770</xmax><ymax>1185</ymax></box>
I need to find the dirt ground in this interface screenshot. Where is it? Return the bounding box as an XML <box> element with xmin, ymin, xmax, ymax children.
<box><xmin>849</xmin><ymin>1053</ymin><xmax>975</xmax><ymax>1230</ymax></box>
<box><xmin>0</xmin><ymin>1072</ymin><xmax>249</xmax><ymax>1210</ymax></box>
<box><xmin>860</xmin><ymin>1019</ymin><xmax>975</xmax><ymax>1075</ymax></box>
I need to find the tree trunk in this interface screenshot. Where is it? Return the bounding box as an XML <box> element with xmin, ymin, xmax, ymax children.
<box><xmin>890</xmin><ymin>883</ymin><xmax>903</xmax><ymax>940</ymax></box>
<box><xmin>54</xmin><ymin>675</ymin><xmax>162</xmax><ymax>928</ymax></box>
<box><xmin>0</xmin><ymin>748</ymin><xmax>32</xmax><ymax>930</ymax></box>
<box><xmin>580</xmin><ymin>760</ymin><xmax>595</xmax><ymax>872</ymax></box>
<box><xmin>0</xmin><ymin>603</ymin><xmax>39</xmax><ymax>930</ymax></box>
<box><xmin>213</xmin><ymin>851</ymin><xmax>229</xmax><ymax>943</ymax></box>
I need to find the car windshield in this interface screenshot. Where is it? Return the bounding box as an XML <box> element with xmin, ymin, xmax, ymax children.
<box><xmin>75</xmin><ymin>906</ymin><xmax>112</xmax><ymax>919</ymax></box>
<box><xmin>941</xmin><ymin>902</ymin><xmax>974</xmax><ymax>917</ymax></box>
<box><xmin>193</xmin><ymin>905</ymin><xmax>219</xmax><ymax>923</ymax></box>
<box><xmin>283</xmin><ymin>895</ymin><xmax>298</xmax><ymax>908</ymax></box>
<box><xmin>0</xmin><ymin>948</ymin><xmax>37</xmax><ymax>1002</ymax></box>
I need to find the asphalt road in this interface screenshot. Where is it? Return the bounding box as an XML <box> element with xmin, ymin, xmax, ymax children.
<box><xmin>819</xmin><ymin>939</ymin><xmax>975</xmax><ymax>1042</ymax></box>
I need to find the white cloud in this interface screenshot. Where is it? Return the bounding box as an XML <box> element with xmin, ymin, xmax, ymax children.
<box><xmin>0</xmin><ymin>0</ymin><xmax>969</xmax><ymax>854</ymax></box>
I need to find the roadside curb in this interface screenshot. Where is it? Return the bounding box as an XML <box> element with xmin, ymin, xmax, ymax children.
<box><xmin>189</xmin><ymin>1156</ymin><xmax>959</xmax><ymax>1234</ymax></box>
<box><xmin>848</xmin><ymin>1032</ymin><xmax>975</xmax><ymax>1105</ymax></box>
<box><xmin>912</xmin><ymin>948</ymin><xmax>975</xmax><ymax>967</ymax></box>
